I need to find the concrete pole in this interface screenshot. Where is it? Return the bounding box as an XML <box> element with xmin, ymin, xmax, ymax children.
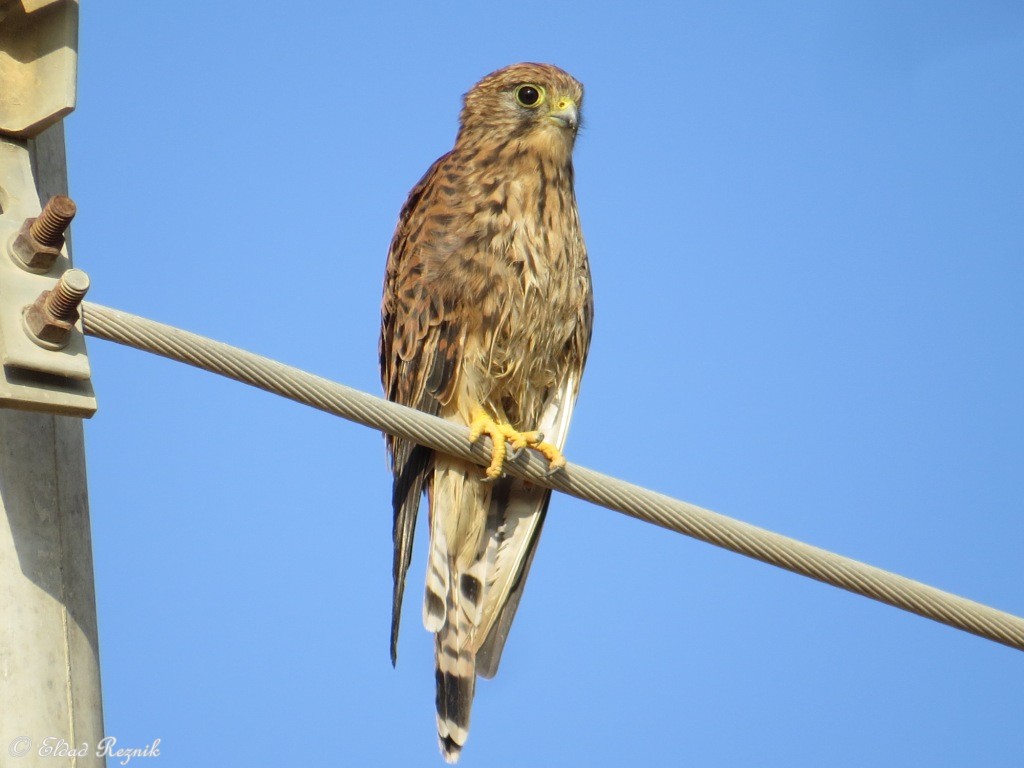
<box><xmin>0</xmin><ymin>105</ymin><xmax>107</xmax><ymax>768</ymax></box>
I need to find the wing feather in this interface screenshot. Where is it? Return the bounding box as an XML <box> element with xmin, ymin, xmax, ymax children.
<box><xmin>473</xmin><ymin>371</ymin><xmax>580</xmax><ymax>677</ymax></box>
<box><xmin>380</xmin><ymin>153</ymin><xmax>464</xmax><ymax>664</ymax></box>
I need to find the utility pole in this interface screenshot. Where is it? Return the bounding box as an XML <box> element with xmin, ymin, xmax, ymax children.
<box><xmin>0</xmin><ymin>2</ymin><xmax>106</xmax><ymax>765</ymax></box>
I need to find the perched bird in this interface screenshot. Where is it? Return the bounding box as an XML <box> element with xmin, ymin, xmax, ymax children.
<box><xmin>380</xmin><ymin>62</ymin><xmax>593</xmax><ymax>762</ymax></box>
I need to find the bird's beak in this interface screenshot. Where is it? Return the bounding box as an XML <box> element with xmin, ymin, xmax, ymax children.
<box><xmin>548</xmin><ymin>97</ymin><xmax>579</xmax><ymax>131</ymax></box>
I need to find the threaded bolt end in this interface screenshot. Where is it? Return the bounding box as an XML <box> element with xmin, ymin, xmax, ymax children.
<box><xmin>45</xmin><ymin>269</ymin><xmax>90</xmax><ymax>321</ymax></box>
<box><xmin>30</xmin><ymin>195</ymin><xmax>77</xmax><ymax>246</ymax></box>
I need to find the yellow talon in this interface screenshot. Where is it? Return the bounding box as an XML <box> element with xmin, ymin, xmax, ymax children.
<box><xmin>468</xmin><ymin>408</ymin><xmax>565</xmax><ymax>479</ymax></box>
<box><xmin>535</xmin><ymin>441</ymin><xmax>567</xmax><ymax>472</ymax></box>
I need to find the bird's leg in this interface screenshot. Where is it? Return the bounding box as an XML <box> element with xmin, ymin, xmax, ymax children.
<box><xmin>468</xmin><ymin>407</ymin><xmax>566</xmax><ymax>479</ymax></box>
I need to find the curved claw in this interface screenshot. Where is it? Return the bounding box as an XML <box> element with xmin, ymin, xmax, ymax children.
<box><xmin>468</xmin><ymin>408</ymin><xmax>567</xmax><ymax>480</ymax></box>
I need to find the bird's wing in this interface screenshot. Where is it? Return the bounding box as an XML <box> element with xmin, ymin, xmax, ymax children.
<box><xmin>473</xmin><ymin>369</ymin><xmax>581</xmax><ymax>678</ymax></box>
<box><xmin>380</xmin><ymin>152</ymin><xmax>464</xmax><ymax>665</ymax></box>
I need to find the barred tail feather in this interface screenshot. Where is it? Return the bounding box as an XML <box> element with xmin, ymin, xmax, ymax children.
<box><xmin>435</xmin><ymin>589</ymin><xmax>476</xmax><ymax>763</ymax></box>
<box><xmin>429</xmin><ymin>455</ymin><xmax>494</xmax><ymax>762</ymax></box>
<box><xmin>424</xmin><ymin>511</ymin><xmax>448</xmax><ymax>632</ymax></box>
<box><xmin>435</xmin><ymin>553</ymin><xmax>489</xmax><ymax>762</ymax></box>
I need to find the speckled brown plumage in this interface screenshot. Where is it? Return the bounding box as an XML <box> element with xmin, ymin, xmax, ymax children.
<box><xmin>380</xmin><ymin>62</ymin><xmax>593</xmax><ymax>762</ymax></box>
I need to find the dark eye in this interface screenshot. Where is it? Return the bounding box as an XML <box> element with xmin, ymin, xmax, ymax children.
<box><xmin>515</xmin><ymin>84</ymin><xmax>545</xmax><ymax>108</ymax></box>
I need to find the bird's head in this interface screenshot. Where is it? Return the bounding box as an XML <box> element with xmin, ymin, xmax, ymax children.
<box><xmin>457</xmin><ymin>62</ymin><xmax>584</xmax><ymax>159</ymax></box>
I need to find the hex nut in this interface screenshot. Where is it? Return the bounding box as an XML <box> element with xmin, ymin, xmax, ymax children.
<box><xmin>9</xmin><ymin>220</ymin><xmax>63</xmax><ymax>272</ymax></box>
<box><xmin>23</xmin><ymin>294</ymin><xmax>74</xmax><ymax>348</ymax></box>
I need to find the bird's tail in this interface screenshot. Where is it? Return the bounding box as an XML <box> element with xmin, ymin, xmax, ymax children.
<box><xmin>434</xmin><ymin>576</ymin><xmax>479</xmax><ymax>763</ymax></box>
<box><xmin>426</xmin><ymin>460</ymin><xmax>491</xmax><ymax>762</ymax></box>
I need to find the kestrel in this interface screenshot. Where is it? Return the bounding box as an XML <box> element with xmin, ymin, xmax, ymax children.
<box><xmin>380</xmin><ymin>62</ymin><xmax>593</xmax><ymax>762</ymax></box>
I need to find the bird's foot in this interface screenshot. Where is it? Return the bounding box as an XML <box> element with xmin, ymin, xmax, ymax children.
<box><xmin>468</xmin><ymin>408</ymin><xmax>565</xmax><ymax>479</ymax></box>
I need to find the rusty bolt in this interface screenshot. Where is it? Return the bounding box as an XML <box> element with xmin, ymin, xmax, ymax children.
<box><xmin>31</xmin><ymin>195</ymin><xmax>77</xmax><ymax>246</ymax></box>
<box><xmin>8</xmin><ymin>195</ymin><xmax>77</xmax><ymax>272</ymax></box>
<box><xmin>23</xmin><ymin>268</ymin><xmax>91</xmax><ymax>349</ymax></box>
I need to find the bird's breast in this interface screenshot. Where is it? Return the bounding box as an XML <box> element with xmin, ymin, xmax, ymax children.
<box><xmin>472</xmin><ymin>179</ymin><xmax>587</xmax><ymax>423</ymax></box>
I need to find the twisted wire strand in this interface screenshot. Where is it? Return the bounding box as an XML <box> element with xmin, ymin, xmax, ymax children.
<box><xmin>81</xmin><ymin>301</ymin><xmax>1024</xmax><ymax>652</ymax></box>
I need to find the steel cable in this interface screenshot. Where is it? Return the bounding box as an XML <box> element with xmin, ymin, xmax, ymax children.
<box><xmin>81</xmin><ymin>301</ymin><xmax>1024</xmax><ymax>652</ymax></box>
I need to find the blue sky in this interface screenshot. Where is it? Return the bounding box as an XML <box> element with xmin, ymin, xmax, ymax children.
<box><xmin>69</xmin><ymin>2</ymin><xmax>1023</xmax><ymax>765</ymax></box>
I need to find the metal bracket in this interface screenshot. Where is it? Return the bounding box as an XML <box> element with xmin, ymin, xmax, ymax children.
<box><xmin>0</xmin><ymin>0</ymin><xmax>92</xmax><ymax>416</ymax></box>
<box><xmin>0</xmin><ymin>0</ymin><xmax>79</xmax><ymax>139</ymax></box>
<box><xmin>0</xmin><ymin>137</ymin><xmax>94</xmax><ymax>416</ymax></box>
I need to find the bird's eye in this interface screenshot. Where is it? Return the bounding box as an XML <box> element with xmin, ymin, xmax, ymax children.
<box><xmin>515</xmin><ymin>84</ymin><xmax>545</xmax><ymax>108</ymax></box>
